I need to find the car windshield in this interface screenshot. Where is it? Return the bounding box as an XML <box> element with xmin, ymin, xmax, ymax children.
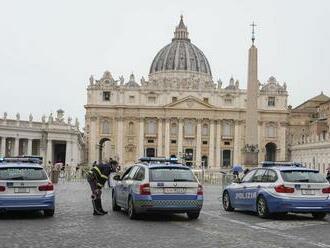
<box><xmin>0</xmin><ymin>167</ymin><xmax>47</xmax><ymax>180</ymax></box>
<box><xmin>281</xmin><ymin>170</ymin><xmax>327</xmax><ymax>183</ymax></box>
<box><xmin>149</xmin><ymin>167</ymin><xmax>196</xmax><ymax>182</ymax></box>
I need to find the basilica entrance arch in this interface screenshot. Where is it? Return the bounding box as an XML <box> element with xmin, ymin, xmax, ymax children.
<box><xmin>265</xmin><ymin>142</ymin><xmax>277</xmax><ymax>162</ymax></box>
<box><xmin>201</xmin><ymin>155</ymin><xmax>208</xmax><ymax>168</ymax></box>
<box><xmin>99</xmin><ymin>138</ymin><xmax>110</xmax><ymax>163</ymax></box>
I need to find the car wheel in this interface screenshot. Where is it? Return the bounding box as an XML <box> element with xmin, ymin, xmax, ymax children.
<box><xmin>187</xmin><ymin>211</ymin><xmax>200</xmax><ymax>220</ymax></box>
<box><xmin>112</xmin><ymin>192</ymin><xmax>121</xmax><ymax>212</ymax></box>
<box><xmin>44</xmin><ymin>209</ymin><xmax>55</xmax><ymax>217</ymax></box>
<box><xmin>256</xmin><ymin>196</ymin><xmax>270</xmax><ymax>218</ymax></box>
<box><xmin>312</xmin><ymin>212</ymin><xmax>327</xmax><ymax>220</ymax></box>
<box><xmin>128</xmin><ymin>196</ymin><xmax>138</xmax><ymax>220</ymax></box>
<box><xmin>222</xmin><ymin>191</ymin><xmax>234</xmax><ymax>212</ymax></box>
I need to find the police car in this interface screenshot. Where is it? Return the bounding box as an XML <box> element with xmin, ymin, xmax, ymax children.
<box><xmin>112</xmin><ymin>157</ymin><xmax>203</xmax><ymax>220</ymax></box>
<box><xmin>0</xmin><ymin>157</ymin><xmax>55</xmax><ymax>217</ymax></box>
<box><xmin>222</xmin><ymin>163</ymin><xmax>330</xmax><ymax>219</ymax></box>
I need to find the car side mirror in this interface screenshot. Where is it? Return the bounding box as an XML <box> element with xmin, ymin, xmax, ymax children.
<box><xmin>113</xmin><ymin>175</ymin><xmax>121</xmax><ymax>181</ymax></box>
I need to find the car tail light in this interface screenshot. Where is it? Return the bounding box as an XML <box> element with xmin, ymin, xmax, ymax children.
<box><xmin>139</xmin><ymin>183</ymin><xmax>150</xmax><ymax>195</ymax></box>
<box><xmin>197</xmin><ymin>184</ymin><xmax>203</xmax><ymax>195</ymax></box>
<box><xmin>274</xmin><ymin>184</ymin><xmax>294</xmax><ymax>193</ymax></box>
<box><xmin>322</xmin><ymin>187</ymin><xmax>330</xmax><ymax>194</ymax></box>
<box><xmin>0</xmin><ymin>186</ymin><xmax>5</xmax><ymax>192</ymax></box>
<box><xmin>38</xmin><ymin>182</ymin><xmax>54</xmax><ymax>191</ymax></box>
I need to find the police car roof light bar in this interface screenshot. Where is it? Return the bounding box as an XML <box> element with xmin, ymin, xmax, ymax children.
<box><xmin>139</xmin><ymin>157</ymin><xmax>178</xmax><ymax>164</ymax></box>
<box><xmin>261</xmin><ymin>161</ymin><xmax>304</xmax><ymax>168</ymax></box>
<box><xmin>0</xmin><ymin>156</ymin><xmax>43</xmax><ymax>164</ymax></box>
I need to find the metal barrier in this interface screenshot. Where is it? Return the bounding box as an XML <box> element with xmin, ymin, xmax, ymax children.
<box><xmin>192</xmin><ymin>170</ymin><xmax>234</xmax><ymax>188</ymax></box>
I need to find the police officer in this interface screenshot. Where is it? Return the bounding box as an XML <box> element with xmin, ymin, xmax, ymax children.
<box><xmin>87</xmin><ymin>162</ymin><xmax>113</xmax><ymax>215</ymax></box>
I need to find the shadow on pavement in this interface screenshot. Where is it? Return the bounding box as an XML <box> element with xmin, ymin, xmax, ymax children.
<box><xmin>0</xmin><ymin>210</ymin><xmax>49</xmax><ymax>220</ymax></box>
<box><xmin>112</xmin><ymin>210</ymin><xmax>196</xmax><ymax>222</ymax></box>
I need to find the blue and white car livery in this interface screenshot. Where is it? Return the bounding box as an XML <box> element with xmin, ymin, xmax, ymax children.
<box><xmin>0</xmin><ymin>157</ymin><xmax>55</xmax><ymax>217</ymax></box>
<box><xmin>223</xmin><ymin>165</ymin><xmax>330</xmax><ymax>219</ymax></box>
<box><xmin>112</xmin><ymin>158</ymin><xmax>203</xmax><ymax>220</ymax></box>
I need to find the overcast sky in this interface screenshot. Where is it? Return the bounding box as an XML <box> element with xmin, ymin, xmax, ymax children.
<box><xmin>0</xmin><ymin>0</ymin><xmax>329</xmax><ymax>125</ymax></box>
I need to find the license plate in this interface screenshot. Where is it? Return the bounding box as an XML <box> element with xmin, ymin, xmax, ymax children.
<box><xmin>14</xmin><ymin>188</ymin><xmax>30</xmax><ymax>193</ymax></box>
<box><xmin>163</xmin><ymin>188</ymin><xmax>186</xmax><ymax>194</ymax></box>
<box><xmin>301</xmin><ymin>189</ymin><xmax>315</xmax><ymax>195</ymax></box>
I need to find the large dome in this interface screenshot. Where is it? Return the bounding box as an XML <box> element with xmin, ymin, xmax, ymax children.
<box><xmin>149</xmin><ymin>16</ymin><xmax>212</xmax><ymax>77</ymax></box>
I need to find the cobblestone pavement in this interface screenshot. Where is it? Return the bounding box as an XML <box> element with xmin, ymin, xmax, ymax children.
<box><xmin>0</xmin><ymin>182</ymin><xmax>329</xmax><ymax>248</ymax></box>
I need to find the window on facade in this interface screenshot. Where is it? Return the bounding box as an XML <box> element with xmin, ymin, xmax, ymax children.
<box><xmin>103</xmin><ymin>91</ymin><xmax>110</xmax><ymax>101</ymax></box>
<box><xmin>147</xmin><ymin>139</ymin><xmax>154</xmax><ymax>143</ymax></box>
<box><xmin>146</xmin><ymin>120</ymin><xmax>157</xmax><ymax>135</ymax></box>
<box><xmin>224</xmin><ymin>141</ymin><xmax>230</xmax><ymax>145</ymax></box>
<box><xmin>129</xmin><ymin>96</ymin><xmax>135</xmax><ymax>103</ymax></box>
<box><xmin>202</xmin><ymin>140</ymin><xmax>208</xmax><ymax>145</ymax></box>
<box><xmin>128</xmin><ymin>122</ymin><xmax>134</xmax><ymax>135</ymax></box>
<box><xmin>202</xmin><ymin>124</ymin><xmax>209</xmax><ymax>136</ymax></box>
<box><xmin>224</xmin><ymin>98</ymin><xmax>232</xmax><ymax>105</ymax></box>
<box><xmin>171</xmin><ymin>140</ymin><xmax>177</xmax><ymax>144</ymax></box>
<box><xmin>222</xmin><ymin>122</ymin><xmax>232</xmax><ymax>136</ymax></box>
<box><xmin>266</xmin><ymin>126</ymin><xmax>276</xmax><ymax>138</ymax></box>
<box><xmin>203</xmin><ymin>98</ymin><xmax>209</xmax><ymax>103</ymax></box>
<box><xmin>148</xmin><ymin>96</ymin><xmax>156</xmax><ymax>104</ymax></box>
<box><xmin>184</xmin><ymin>120</ymin><xmax>195</xmax><ymax>136</ymax></box>
<box><xmin>170</xmin><ymin>123</ymin><xmax>178</xmax><ymax>135</ymax></box>
<box><xmin>268</xmin><ymin>97</ymin><xmax>275</xmax><ymax>107</ymax></box>
<box><xmin>102</xmin><ymin>120</ymin><xmax>110</xmax><ymax>134</ymax></box>
<box><xmin>172</xmin><ymin>97</ymin><xmax>177</xmax><ymax>102</ymax></box>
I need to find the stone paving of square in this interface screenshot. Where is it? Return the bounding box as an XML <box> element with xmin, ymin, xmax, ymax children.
<box><xmin>0</xmin><ymin>182</ymin><xmax>329</xmax><ymax>248</ymax></box>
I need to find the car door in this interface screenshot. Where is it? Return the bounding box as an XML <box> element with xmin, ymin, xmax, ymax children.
<box><xmin>121</xmin><ymin>166</ymin><xmax>139</xmax><ymax>208</ymax></box>
<box><xmin>116</xmin><ymin>167</ymin><xmax>133</xmax><ymax>206</ymax></box>
<box><xmin>231</xmin><ymin>169</ymin><xmax>256</xmax><ymax>209</ymax></box>
<box><xmin>247</xmin><ymin>169</ymin><xmax>267</xmax><ymax>210</ymax></box>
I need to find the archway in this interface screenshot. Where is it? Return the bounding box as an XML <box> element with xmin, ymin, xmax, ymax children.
<box><xmin>265</xmin><ymin>142</ymin><xmax>277</xmax><ymax>162</ymax></box>
<box><xmin>99</xmin><ymin>138</ymin><xmax>110</xmax><ymax>163</ymax></box>
<box><xmin>146</xmin><ymin>148</ymin><xmax>155</xmax><ymax>157</ymax></box>
<box><xmin>222</xmin><ymin>150</ymin><xmax>231</xmax><ymax>168</ymax></box>
<box><xmin>201</xmin><ymin>155</ymin><xmax>208</xmax><ymax>168</ymax></box>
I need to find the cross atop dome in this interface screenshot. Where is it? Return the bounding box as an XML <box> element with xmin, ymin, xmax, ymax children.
<box><xmin>173</xmin><ymin>15</ymin><xmax>190</xmax><ymax>41</ymax></box>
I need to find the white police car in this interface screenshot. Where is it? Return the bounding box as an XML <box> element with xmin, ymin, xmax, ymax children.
<box><xmin>112</xmin><ymin>157</ymin><xmax>203</xmax><ymax>220</ymax></box>
<box><xmin>222</xmin><ymin>164</ymin><xmax>330</xmax><ymax>219</ymax></box>
<box><xmin>0</xmin><ymin>157</ymin><xmax>55</xmax><ymax>217</ymax></box>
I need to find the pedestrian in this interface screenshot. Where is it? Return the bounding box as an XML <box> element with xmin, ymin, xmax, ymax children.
<box><xmin>326</xmin><ymin>166</ymin><xmax>330</xmax><ymax>182</ymax></box>
<box><xmin>92</xmin><ymin>161</ymin><xmax>97</xmax><ymax>167</ymax></box>
<box><xmin>86</xmin><ymin>162</ymin><xmax>113</xmax><ymax>215</ymax></box>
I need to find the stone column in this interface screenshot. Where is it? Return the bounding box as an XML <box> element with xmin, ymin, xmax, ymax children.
<box><xmin>27</xmin><ymin>139</ymin><xmax>33</xmax><ymax>155</ymax></box>
<box><xmin>14</xmin><ymin>138</ymin><xmax>20</xmax><ymax>156</ymax></box>
<box><xmin>0</xmin><ymin>137</ymin><xmax>6</xmax><ymax>156</ymax></box>
<box><xmin>89</xmin><ymin>117</ymin><xmax>97</xmax><ymax>164</ymax></box>
<box><xmin>258</xmin><ymin>121</ymin><xmax>264</xmax><ymax>162</ymax></box>
<box><xmin>157</xmin><ymin>118</ymin><xmax>163</xmax><ymax>157</ymax></box>
<box><xmin>216</xmin><ymin>120</ymin><xmax>221</xmax><ymax>168</ymax></box>
<box><xmin>177</xmin><ymin>118</ymin><xmax>183</xmax><ymax>157</ymax></box>
<box><xmin>138</xmin><ymin>118</ymin><xmax>144</xmax><ymax>158</ymax></box>
<box><xmin>117</xmin><ymin>117</ymin><xmax>124</xmax><ymax>164</ymax></box>
<box><xmin>65</xmin><ymin>141</ymin><xmax>72</xmax><ymax>166</ymax></box>
<box><xmin>208</xmin><ymin>120</ymin><xmax>215</xmax><ymax>168</ymax></box>
<box><xmin>196</xmin><ymin>120</ymin><xmax>202</xmax><ymax>167</ymax></box>
<box><xmin>164</xmin><ymin>119</ymin><xmax>170</xmax><ymax>157</ymax></box>
<box><xmin>233</xmin><ymin>120</ymin><xmax>241</xmax><ymax>165</ymax></box>
<box><xmin>46</xmin><ymin>140</ymin><xmax>52</xmax><ymax>163</ymax></box>
<box><xmin>279</xmin><ymin>123</ymin><xmax>287</xmax><ymax>161</ymax></box>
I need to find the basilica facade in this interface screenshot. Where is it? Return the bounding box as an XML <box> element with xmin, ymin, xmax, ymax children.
<box><xmin>85</xmin><ymin>17</ymin><xmax>289</xmax><ymax>168</ymax></box>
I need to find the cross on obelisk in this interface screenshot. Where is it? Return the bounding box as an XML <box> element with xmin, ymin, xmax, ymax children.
<box><xmin>250</xmin><ymin>22</ymin><xmax>257</xmax><ymax>44</ymax></box>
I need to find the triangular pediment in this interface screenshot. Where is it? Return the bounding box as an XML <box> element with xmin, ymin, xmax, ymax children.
<box><xmin>164</xmin><ymin>96</ymin><xmax>215</xmax><ymax>109</ymax></box>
